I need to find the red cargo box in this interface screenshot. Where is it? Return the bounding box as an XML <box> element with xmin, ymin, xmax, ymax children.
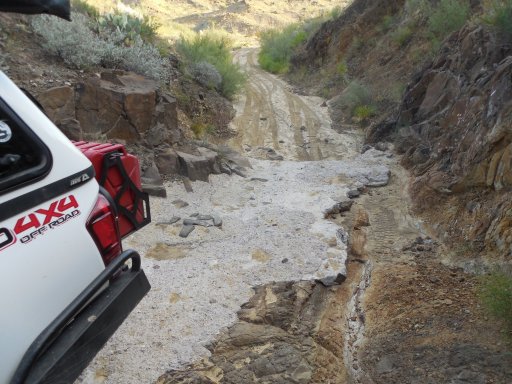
<box><xmin>73</xmin><ymin>141</ymin><xmax>150</xmax><ymax>238</ymax></box>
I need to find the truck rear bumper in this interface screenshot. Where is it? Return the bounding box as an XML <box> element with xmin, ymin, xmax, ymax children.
<box><xmin>10</xmin><ymin>250</ymin><xmax>150</xmax><ymax>384</ymax></box>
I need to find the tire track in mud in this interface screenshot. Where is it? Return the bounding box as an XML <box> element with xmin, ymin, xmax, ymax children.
<box><xmin>229</xmin><ymin>48</ymin><xmax>359</xmax><ymax>161</ymax></box>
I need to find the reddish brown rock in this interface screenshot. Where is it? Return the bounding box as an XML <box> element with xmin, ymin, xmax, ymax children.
<box><xmin>38</xmin><ymin>85</ymin><xmax>75</xmax><ymax>123</ymax></box>
<box><xmin>74</xmin><ymin>71</ymin><xmax>179</xmax><ymax>144</ymax></box>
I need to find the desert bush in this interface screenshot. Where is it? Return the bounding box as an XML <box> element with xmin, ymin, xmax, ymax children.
<box><xmin>354</xmin><ymin>105</ymin><xmax>376</xmax><ymax>121</ymax></box>
<box><xmin>96</xmin><ymin>11</ymin><xmax>159</xmax><ymax>44</ymax></box>
<box><xmin>191</xmin><ymin>118</ymin><xmax>215</xmax><ymax>138</ymax></box>
<box><xmin>482</xmin><ymin>0</ymin><xmax>512</xmax><ymax>38</ymax></box>
<box><xmin>118</xmin><ymin>37</ymin><xmax>168</xmax><ymax>81</ymax></box>
<box><xmin>71</xmin><ymin>0</ymin><xmax>100</xmax><ymax>18</ymax></box>
<box><xmin>176</xmin><ymin>32</ymin><xmax>245</xmax><ymax>99</ymax></box>
<box><xmin>338</xmin><ymin>81</ymin><xmax>374</xmax><ymax>117</ymax></box>
<box><xmin>31</xmin><ymin>12</ymin><xmax>167</xmax><ymax>82</ymax></box>
<box><xmin>404</xmin><ymin>0</ymin><xmax>431</xmax><ymax>18</ymax></box>
<box><xmin>258</xmin><ymin>24</ymin><xmax>307</xmax><ymax>73</ymax></box>
<box><xmin>428</xmin><ymin>0</ymin><xmax>470</xmax><ymax>39</ymax></box>
<box><xmin>378</xmin><ymin>14</ymin><xmax>395</xmax><ymax>33</ymax></box>
<box><xmin>392</xmin><ymin>25</ymin><xmax>413</xmax><ymax>46</ymax></box>
<box><xmin>189</xmin><ymin>61</ymin><xmax>222</xmax><ymax>89</ymax></box>
<box><xmin>479</xmin><ymin>271</ymin><xmax>512</xmax><ymax>337</ymax></box>
<box><xmin>32</xmin><ymin>13</ymin><xmax>103</xmax><ymax>68</ymax></box>
<box><xmin>336</xmin><ymin>60</ymin><xmax>348</xmax><ymax>77</ymax></box>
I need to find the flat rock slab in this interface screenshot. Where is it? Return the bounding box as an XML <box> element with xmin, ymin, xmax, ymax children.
<box><xmin>179</xmin><ymin>225</ymin><xmax>195</xmax><ymax>238</ymax></box>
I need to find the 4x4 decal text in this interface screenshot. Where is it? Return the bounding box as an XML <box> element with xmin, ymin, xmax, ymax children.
<box><xmin>6</xmin><ymin>195</ymin><xmax>81</xmax><ymax>246</ymax></box>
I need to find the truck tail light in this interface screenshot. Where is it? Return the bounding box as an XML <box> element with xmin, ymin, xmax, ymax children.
<box><xmin>86</xmin><ymin>194</ymin><xmax>122</xmax><ymax>266</ymax></box>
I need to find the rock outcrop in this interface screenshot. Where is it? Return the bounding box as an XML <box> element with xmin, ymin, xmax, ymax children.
<box><xmin>157</xmin><ymin>281</ymin><xmax>348</xmax><ymax>384</ymax></box>
<box><xmin>392</xmin><ymin>26</ymin><xmax>512</xmax><ymax>261</ymax></box>
<box><xmin>38</xmin><ymin>70</ymin><xmax>182</xmax><ymax>146</ymax></box>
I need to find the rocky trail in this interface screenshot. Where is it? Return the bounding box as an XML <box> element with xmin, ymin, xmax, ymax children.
<box><xmin>78</xmin><ymin>49</ymin><xmax>512</xmax><ymax>384</ymax></box>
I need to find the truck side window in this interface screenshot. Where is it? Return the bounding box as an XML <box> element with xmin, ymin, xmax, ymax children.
<box><xmin>0</xmin><ymin>99</ymin><xmax>52</xmax><ymax>194</ymax></box>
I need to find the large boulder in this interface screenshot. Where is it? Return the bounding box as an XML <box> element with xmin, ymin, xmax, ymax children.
<box><xmin>176</xmin><ymin>147</ymin><xmax>221</xmax><ymax>182</ymax></box>
<box><xmin>38</xmin><ymin>85</ymin><xmax>76</xmax><ymax>123</ymax></box>
<box><xmin>39</xmin><ymin>70</ymin><xmax>180</xmax><ymax>145</ymax></box>
<box><xmin>75</xmin><ymin>71</ymin><xmax>156</xmax><ymax>142</ymax></box>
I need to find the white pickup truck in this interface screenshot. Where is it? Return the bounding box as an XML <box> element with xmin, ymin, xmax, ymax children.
<box><xmin>0</xmin><ymin>3</ymin><xmax>151</xmax><ymax>383</ymax></box>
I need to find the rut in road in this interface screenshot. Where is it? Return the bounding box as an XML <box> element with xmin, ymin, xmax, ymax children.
<box><xmin>228</xmin><ymin>48</ymin><xmax>360</xmax><ymax>161</ymax></box>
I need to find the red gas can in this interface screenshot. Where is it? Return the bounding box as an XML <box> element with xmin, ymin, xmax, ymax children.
<box><xmin>73</xmin><ymin>141</ymin><xmax>150</xmax><ymax>238</ymax></box>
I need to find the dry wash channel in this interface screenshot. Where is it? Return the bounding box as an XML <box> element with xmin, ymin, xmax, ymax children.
<box><xmin>77</xmin><ymin>46</ymin><xmax>511</xmax><ymax>384</ymax></box>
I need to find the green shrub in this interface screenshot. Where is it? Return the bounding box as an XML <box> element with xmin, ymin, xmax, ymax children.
<box><xmin>32</xmin><ymin>13</ymin><xmax>103</xmax><ymax>68</ymax></box>
<box><xmin>31</xmin><ymin>12</ymin><xmax>168</xmax><ymax>82</ymax></box>
<box><xmin>96</xmin><ymin>11</ymin><xmax>159</xmax><ymax>44</ymax></box>
<box><xmin>392</xmin><ymin>26</ymin><xmax>413</xmax><ymax>46</ymax></box>
<box><xmin>338</xmin><ymin>81</ymin><xmax>374</xmax><ymax>117</ymax></box>
<box><xmin>336</xmin><ymin>60</ymin><xmax>348</xmax><ymax>76</ymax></box>
<box><xmin>482</xmin><ymin>0</ymin><xmax>512</xmax><ymax>38</ymax></box>
<box><xmin>71</xmin><ymin>0</ymin><xmax>99</xmax><ymax>18</ymax></box>
<box><xmin>479</xmin><ymin>271</ymin><xmax>512</xmax><ymax>337</ymax></box>
<box><xmin>258</xmin><ymin>24</ymin><xmax>308</xmax><ymax>74</ymax></box>
<box><xmin>330</xmin><ymin>5</ymin><xmax>343</xmax><ymax>19</ymax></box>
<box><xmin>428</xmin><ymin>0</ymin><xmax>470</xmax><ymax>39</ymax></box>
<box><xmin>191</xmin><ymin>119</ymin><xmax>215</xmax><ymax>138</ymax></box>
<box><xmin>176</xmin><ymin>32</ymin><xmax>245</xmax><ymax>99</ymax></box>
<box><xmin>404</xmin><ymin>0</ymin><xmax>431</xmax><ymax>18</ymax></box>
<box><xmin>354</xmin><ymin>105</ymin><xmax>376</xmax><ymax>121</ymax></box>
<box><xmin>378</xmin><ymin>14</ymin><xmax>395</xmax><ymax>33</ymax></box>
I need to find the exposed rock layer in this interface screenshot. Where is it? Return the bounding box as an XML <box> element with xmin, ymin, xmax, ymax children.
<box><xmin>392</xmin><ymin>26</ymin><xmax>512</xmax><ymax>261</ymax></box>
<box><xmin>38</xmin><ymin>70</ymin><xmax>182</xmax><ymax>146</ymax></box>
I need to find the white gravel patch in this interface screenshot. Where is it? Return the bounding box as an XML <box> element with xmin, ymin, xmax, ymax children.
<box><xmin>77</xmin><ymin>150</ymin><xmax>390</xmax><ymax>384</ymax></box>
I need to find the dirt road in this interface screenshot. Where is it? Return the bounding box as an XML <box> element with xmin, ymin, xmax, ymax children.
<box><xmin>77</xmin><ymin>47</ymin><xmax>384</xmax><ymax>383</ymax></box>
<box><xmin>228</xmin><ymin>48</ymin><xmax>360</xmax><ymax>161</ymax></box>
<box><xmin>78</xmin><ymin>49</ymin><xmax>512</xmax><ymax>384</ymax></box>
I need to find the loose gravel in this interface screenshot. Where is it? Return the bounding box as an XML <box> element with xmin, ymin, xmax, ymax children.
<box><xmin>77</xmin><ymin>150</ymin><xmax>391</xmax><ymax>384</ymax></box>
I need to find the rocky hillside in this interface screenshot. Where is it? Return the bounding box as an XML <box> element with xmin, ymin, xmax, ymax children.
<box><xmin>86</xmin><ymin>0</ymin><xmax>344</xmax><ymax>45</ymax></box>
<box><xmin>395</xmin><ymin>25</ymin><xmax>512</xmax><ymax>266</ymax></box>
<box><xmin>288</xmin><ymin>0</ymin><xmax>512</xmax><ymax>268</ymax></box>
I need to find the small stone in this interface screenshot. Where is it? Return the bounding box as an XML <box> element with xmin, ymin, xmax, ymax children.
<box><xmin>375</xmin><ymin>142</ymin><xmax>389</xmax><ymax>151</ymax></box>
<box><xmin>172</xmin><ymin>199</ymin><xmax>189</xmax><ymax>208</ymax></box>
<box><xmin>179</xmin><ymin>225</ymin><xmax>195</xmax><ymax>238</ymax></box>
<box><xmin>183</xmin><ymin>178</ymin><xmax>194</xmax><ymax>193</ymax></box>
<box><xmin>282</xmin><ymin>258</ymin><xmax>289</xmax><ymax>263</ymax></box>
<box><xmin>169</xmin><ymin>216</ymin><xmax>181</xmax><ymax>224</ymax></box>
<box><xmin>219</xmin><ymin>162</ymin><xmax>232</xmax><ymax>175</ymax></box>
<box><xmin>231</xmin><ymin>166</ymin><xmax>247</xmax><ymax>177</ymax></box>
<box><xmin>317</xmin><ymin>273</ymin><xmax>346</xmax><ymax>286</ymax></box>
<box><xmin>213</xmin><ymin>215</ymin><xmax>222</xmax><ymax>227</ymax></box>
<box><xmin>361</xmin><ymin>144</ymin><xmax>372</xmax><ymax>154</ymax></box>
<box><xmin>183</xmin><ymin>218</ymin><xmax>212</xmax><ymax>227</ymax></box>
<box><xmin>153</xmin><ymin>265</ymin><xmax>160</xmax><ymax>269</ymax></box>
<box><xmin>347</xmin><ymin>189</ymin><xmax>360</xmax><ymax>199</ymax></box>
<box><xmin>267</xmin><ymin>152</ymin><xmax>284</xmax><ymax>161</ymax></box>
<box><xmin>250</xmin><ymin>177</ymin><xmax>268</xmax><ymax>182</ymax></box>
